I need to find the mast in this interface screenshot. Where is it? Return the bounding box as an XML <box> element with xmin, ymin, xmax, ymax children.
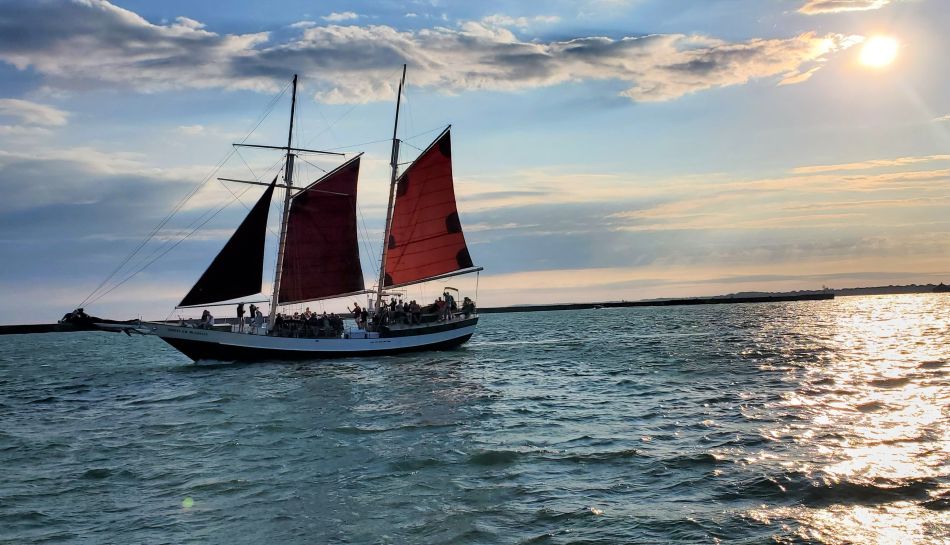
<box><xmin>269</xmin><ymin>74</ymin><xmax>298</xmax><ymax>324</ymax></box>
<box><xmin>376</xmin><ymin>64</ymin><xmax>407</xmax><ymax>311</ymax></box>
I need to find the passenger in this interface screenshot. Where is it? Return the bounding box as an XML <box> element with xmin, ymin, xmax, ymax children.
<box><xmin>272</xmin><ymin>313</ymin><xmax>285</xmax><ymax>335</ymax></box>
<box><xmin>237</xmin><ymin>303</ymin><xmax>246</xmax><ymax>332</ymax></box>
<box><xmin>253</xmin><ymin>307</ymin><xmax>264</xmax><ymax>334</ymax></box>
<box><xmin>410</xmin><ymin>300</ymin><xmax>421</xmax><ymax>325</ymax></box>
<box><xmin>461</xmin><ymin>297</ymin><xmax>476</xmax><ymax>318</ymax></box>
<box><xmin>329</xmin><ymin>313</ymin><xmax>342</xmax><ymax>335</ymax></box>
<box><xmin>348</xmin><ymin>302</ymin><xmax>362</xmax><ymax>328</ymax></box>
<box><xmin>442</xmin><ymin>291</ymin><xmax>455</xmax><ymax>320</ymax></box>
<box><xmin>360</xmin><ymin>308</ymin><xmax>369</xmax><ymax>329</ymax></box>
<box><xmin>435</xmin><ymin>297</ymin><xmax>446</xmax><ymax>321</ymax></box>
<box><xmin>201</xmin><ymin>309</ymin><xmax>214</xmax><ymax>329</ymax></box>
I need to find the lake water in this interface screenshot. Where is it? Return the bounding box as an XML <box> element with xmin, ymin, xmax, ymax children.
<box><xmin>1</xmin><ymin>294</ymin><xmax>947</xmax><ymax>543</ymax></box>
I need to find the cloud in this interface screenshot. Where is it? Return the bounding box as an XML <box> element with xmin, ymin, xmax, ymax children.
<box><xmin>480</xmin><ymin>14</ymin><xmax>561</xmax><ymax>29</ymax></box>
<box><xmin>779</xmin><ymin>66</ymin><xmax>821</xmax><ymax>86</ymax></box>
<box><xmin>0</xmin><ymin>98</ymin><xmax>69</xmax><ymax>125</ymax></box>
<box><xmin>792</xmin><ymin>154</ymin><xmax>950</xmax><ymax>174</ymax></box>
<box><xmin>934</xmin><ymin>115</ymin><xmax>950</xmax><ymax>123</ymax></box>
<box><xmin>176</xmin><ymin>124</ymin><xmax>205</xmax><ymax>135</ymax></box>
<box><xmin>0</xmin><ymin>1</ymin><xmax>857</xmax><ymax>104</ymax></box>
<box><xmin>322</xmin><ymin>12</ymin><xmax>359</xmax><ymax>22</ymax></box>
<box><xmin>289</xmin><ymin>20</ymin><xmax>317</xmax><ymax>29</ymax></box>
<box><xmin>798</xmin><ymin>0</ymin><xmax>894</xmax><ymax>15</ymax></box>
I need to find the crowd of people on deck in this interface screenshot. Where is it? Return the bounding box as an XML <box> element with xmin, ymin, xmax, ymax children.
<box><xmin>270</xmin><ymin>307</ymin><xmax>345</xmax><ymax>338</ymax></box>
<box><xmin>194</xmin><ymin>292</ymin><xmax>476</xmax><ymax>337</ymax></box>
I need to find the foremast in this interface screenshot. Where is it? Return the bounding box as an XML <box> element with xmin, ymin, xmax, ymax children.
<box><xmin>375</xmin><ymin>64</ymin><xmax>407</xmax><ymax>311</ymax></box>
<box><xmin>269</xmin><ymin>74</ymin><xmax>298</xmax><ymax>324</ymax></box>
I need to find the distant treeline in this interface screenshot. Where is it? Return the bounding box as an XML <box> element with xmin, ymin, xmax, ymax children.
<box><xmin>480</xmin><ymin>283</ymin><xmax>949</xmax><ymax>315</ymax></box>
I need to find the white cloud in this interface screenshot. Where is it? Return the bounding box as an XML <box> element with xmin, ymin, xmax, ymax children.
<box><xmin>0</xmin><ymin>98</ymin><xmax>69</xmax><ymax>125</ymax></box>
<box><xmin>322</xmin><ymin>11</ymin><xmax>359</xmax><ymax>22</ymax></box>
<box><xmin>480</xmin><ymin>14</ymin><xmax>561</xmax><ymax>29</ymax></box>
<box><xmin>176</xmin><ymin>124</ymin><xmax>205</xmax><ymax>135</ymax></box>
<box><xmin>798</xmin><ymin>0</ymin><xmax>894</xmax><ymax>15</ymax></box>
<box><xmin>289</xmin><ymin>20</ymin><xmax>317</xmax><ymax>29</ymax></box>
<box><xmin>934</xmin><ymin>115</ymin><xmax>950</xmax><ymax>123</ymax></box>
<box><xmin>0</xmin><ymin>1</ymin><xmax>858</xmax><ymax>104</ymax></box>
<box><xmin>792</xmin><ymin>154</ymin><xmax>950</xmax><ymax>174</ymax></box>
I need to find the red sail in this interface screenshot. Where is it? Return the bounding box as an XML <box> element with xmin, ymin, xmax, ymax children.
<box><xmin>384</xmin><ymin>129</ymin><xmax>473</xmax><ymax>287</ymax></box>
<box><xmin>278</xmin><ymin>156</ymin><xmax>364</xmax><ymax>304</ymax></box>
<box><xmin>179</xmin><ymin>177</ymin><xmax>276</xmax><ymax>307</ymax></box>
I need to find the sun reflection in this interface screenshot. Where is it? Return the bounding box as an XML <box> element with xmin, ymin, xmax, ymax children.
<box><xmin>748</xmin><ymin>295</ymin><xmax>949</xmax><ymax>544</ymax></box>
<box><xmin>747</xmin><ymin>504</ymin><xmax>941</xmax><ymax>545</ymax></box>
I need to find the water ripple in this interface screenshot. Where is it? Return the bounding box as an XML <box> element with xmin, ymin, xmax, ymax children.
<box><xmin>0</xmin><ymin>294</ymin><xmax>947</xmax><ymax>543</ymax></box>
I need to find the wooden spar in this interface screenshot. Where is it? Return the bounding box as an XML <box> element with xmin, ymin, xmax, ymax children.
<box><xmin>233</xmin><ymin>143</ymin><xmax>344</xmax><ymax>156</ymax></box>
<box><xmin>269</xmin><ymin>74</ymin><xmax>298</xmax><ymax>324</ymax></box>
<box><xmin>219</xmin><ymin>152</ymin><xmax>363</xmax><ymax>197</ymax></box>
<box><xmin>376</xmin><ymin>64</ymin><xmax>407</xmax><ymax>311</ymax></box>
<box><xmin>375</xmin><ymin>267</ymin><xmax>484</xmax><ymax>291</ymax></box>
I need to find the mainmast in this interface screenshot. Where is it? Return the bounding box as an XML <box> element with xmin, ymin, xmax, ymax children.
<box><xmin>376</xmin><ymin>64</ymin><xmax>407</xmax><ymax>311</ymax></box>
<box><xmin>269</xmin><ymin>74</ymin><xmax>298</xmax><ymax>323</ymax></box>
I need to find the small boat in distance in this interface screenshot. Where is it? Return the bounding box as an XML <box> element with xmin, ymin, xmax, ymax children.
<box><xmin>98</xmin><ymin>66</ymin><xmax>482</xmax><ymax>361</ymax></box>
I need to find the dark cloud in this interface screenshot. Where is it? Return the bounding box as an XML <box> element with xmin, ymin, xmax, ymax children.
<box><xmin>0</xmin><ymin>1</ymin><xmax>855</xmax><ymax>103</ymax></box>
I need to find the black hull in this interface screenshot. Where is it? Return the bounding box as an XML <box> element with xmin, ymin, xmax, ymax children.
<box><xmin>159</xmin><ymin>333</ymin><xmax>474</xmax><ymax>362</ymax></box>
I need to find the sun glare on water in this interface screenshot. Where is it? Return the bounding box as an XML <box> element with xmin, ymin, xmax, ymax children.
<box><xmin>859</xmin><ymin>36</ymin><xmax>899</xmax><ymax>68</ymax></box>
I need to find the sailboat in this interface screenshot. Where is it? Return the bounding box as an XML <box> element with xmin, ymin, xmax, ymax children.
<box><xmin>103</xmin><ymin>67</ymin><xmax>481</xmax><ymax>361</ymax></box>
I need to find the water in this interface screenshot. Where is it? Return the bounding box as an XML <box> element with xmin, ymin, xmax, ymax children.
<box><xmin>1</xmin><ymin>294</ymin><xmax>947</xmax><ymax>544</ymax></box>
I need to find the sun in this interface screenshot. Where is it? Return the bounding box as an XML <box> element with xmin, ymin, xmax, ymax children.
<box><xmin>859</xmin><ymin>36</ymin><xmax>899</xmax><ymax>68</ymax></box>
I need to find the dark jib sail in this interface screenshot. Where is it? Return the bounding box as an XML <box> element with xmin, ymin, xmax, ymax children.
<box><xmin>179</xmin><ymin>177</ymin><xmax>277</xmax><ymax>307</ymax></box>
<box><xmin>278</xmin><ymin>156</ymin><xmax>364</xmax><ymax>304</ymax></box>
<box><xmin>384</xmin><ymin>129</ymin><xmax>473</xmax><ymax>287</ymax></box>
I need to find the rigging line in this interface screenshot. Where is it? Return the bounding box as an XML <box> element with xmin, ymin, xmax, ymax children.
<box><xmin>78</xmin><ymin>148</ymin><xmax>236</xmax><ymax>308</ymax></box>
<box><xmin>356</xmin><ymin>203</ymin><xmax>380</xmax><ymax>278</ymax></box>
<box><xmin>403</xmin><ymin>125</ymin><xmax>444</xmax><ymax>143</ymax></box>
<box><xmin>87</xmin><ymin>183</ymin><xmax>257</xmax><ymax>306</ymax></box>
<box><xmin>234</xmin><ymin>147</ymin><xmax>260</xmax><ymax>181</ymax></box>
<box><xmin>80</xmin><ymin>82</ymin><xmax>291</xmax><ymax>308</ymax></box>
<box><xmin>298</xmin><ymin>156</ymin><xmax>328</xmax><ymax>174</ymax></box>
<box><xmin>224</xmin><ymin>149</ymin><xmax>282</xmax><ymax>239</ymax></box>
<box><xmin>130</xmin><ymin>141</ymin><xmax>288</xmax><ymax>282</ymax></box>
<box><xmin>113</xmin><ymin>156</ymin><xmax>284</xmax><ymax>295</ymax></box>
<box><xmin>324</xmin><ymin>137</ymin><xmax>392</xmax><ymax>152</ymax></box>
<box><xmin>300</xmin><ymin>66</ymin><xmax>404</xmax><ymax>151</ymax></box>
<box><xmin>400</xmin><ymin>140</ymin><xmax>424</xmax><ymax>153</ymax></box>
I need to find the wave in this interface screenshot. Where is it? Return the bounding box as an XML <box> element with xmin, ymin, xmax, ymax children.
<box><xmin>468</xmin><ymin>449</ymin><xmax>520</xmax><ymax>466</ymax></box>
<box><xmin>718</xmin><ymin>471</ymin><xmax>940</xmax><ymax>506</ymax></box>
<box><xmin>541</xmin><ymin>448</ymin><xmax>644</xmax><ymax>463</ymax></box>
<box><xmin>388</xmin><ymin>457</ymin><xmax>446</xmax><ymax>472</ymax></box>
<box><xmin>662</xmin><ymin>452</ymin><xmax>723</xmax><ymax>468</ymax></box>
<box><xmin>868</xmin><ymin>376</ymin><xmax>912</xmax><ymax>388</ymax></box>
<box><xmin>922</xmin><ymin>491</ymin><xmax>950</xmax><ymax>511</ymax></box>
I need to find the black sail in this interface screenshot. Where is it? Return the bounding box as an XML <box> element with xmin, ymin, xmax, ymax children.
<box><xmin>179</xmin><ymin>178</ymin><xmax>277</xmax><ymax>307</ymax></box>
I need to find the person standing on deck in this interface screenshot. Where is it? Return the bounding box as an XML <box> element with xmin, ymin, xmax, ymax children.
<box><xmin>253</xmin><ymin>307</ymin><xmax>264</xmax><ymax>334</ymax></box>
<box><xmin>237</xmin><ymin>303</ymin><xmax>246</xmax><ymax>332</ymax></box>
<box><xmin>442</xmin><ymin>291</ymin><xmax>455</xmax><ymax>321</ymax></box>
<box><xmin>348</xmin><ymin>302</ymin><xmax>363</xmax><ymax>328</ymax></box>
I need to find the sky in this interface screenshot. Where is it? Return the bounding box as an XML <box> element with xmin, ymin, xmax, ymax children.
<box><xmin>1</xmin><ymin>0</ymin><xmax>949</xmax><ymax>323</ymax></box>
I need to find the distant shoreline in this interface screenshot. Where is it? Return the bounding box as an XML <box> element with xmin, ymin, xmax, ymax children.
<box><xmin>480</xmin><ymin>283</ymin><xmax>949</xmax><ymax>314</ymax></box>
<box><xmin>1</xmin><ymin>283</ymin><xmax>947</xmax><ymax>334</ymax></box>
